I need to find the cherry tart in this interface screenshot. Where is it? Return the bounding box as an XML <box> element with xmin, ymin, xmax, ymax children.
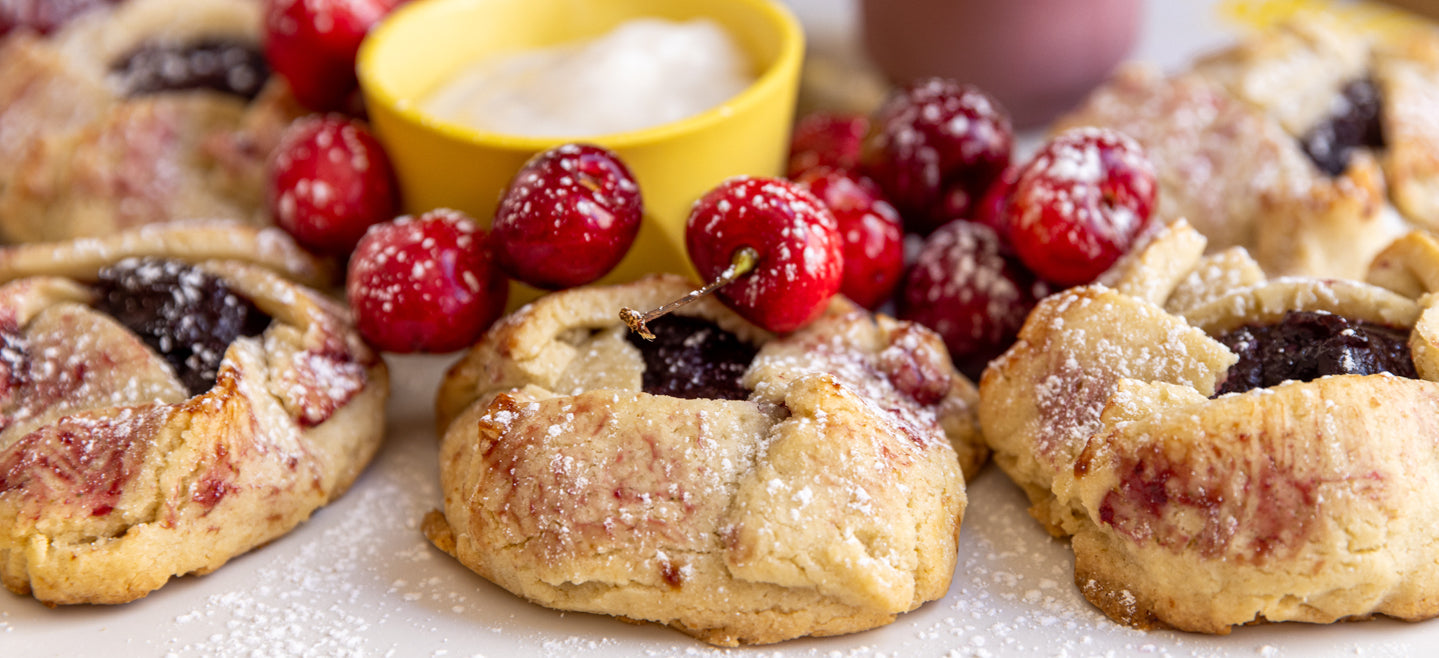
<box><xmin>429</xmin><ymin>274</ymin><xmax>984</xmax><ymax>646</ymax></box>
<box><xmin>0</xmin><ymin>0</ymin><xmax>302</xmax><ymax>243</ymax></box>
<box><xmin>0</xmin><ymin>222</ymin><xmax>387</xmax><ymax>605</ymax></box>
<box><xmin>980</xmin><ymin>218</ymin><xmax>1439</xmax><ymax>633</ymax></box>
<box><xmin>1055</xmin><ymin>16</ymin><xmax>1439</xmax><ymax>280</ymax></box>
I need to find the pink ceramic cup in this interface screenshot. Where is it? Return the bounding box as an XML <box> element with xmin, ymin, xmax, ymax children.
<box><xmin>860</xmin><ymin>0</ymin><xmax>1142</xmax><ymax>128</ymax></box>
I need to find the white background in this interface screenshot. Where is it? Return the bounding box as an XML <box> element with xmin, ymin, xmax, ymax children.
<box><xmin>6</xmin><ymin>1</ymin><xmax>1437</xmax><ymax>656</ymax></box>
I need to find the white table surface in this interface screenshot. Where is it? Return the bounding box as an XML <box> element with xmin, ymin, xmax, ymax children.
<box><xmin>7</xmin><ymin>2</ymin><xmax>1439</xmax><ymax>656</ymax></box>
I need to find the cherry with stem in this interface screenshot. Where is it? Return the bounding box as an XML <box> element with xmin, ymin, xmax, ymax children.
<box><xmin>619</xmin><ymin>177</ymin><xmax>843</xmax><ymax>337</ymax></box>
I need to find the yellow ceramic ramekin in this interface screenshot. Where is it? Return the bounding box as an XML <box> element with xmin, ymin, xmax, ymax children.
<box><xmin>357</xmin><ymin>0</ymin><xmax>804</xmax><ymax>306</ymax></box>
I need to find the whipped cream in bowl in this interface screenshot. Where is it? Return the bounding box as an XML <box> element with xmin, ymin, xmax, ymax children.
<box><xmin>422</xmin><ymin>18</ymin><xmax>755</xmax><ymax>138</ymax></box>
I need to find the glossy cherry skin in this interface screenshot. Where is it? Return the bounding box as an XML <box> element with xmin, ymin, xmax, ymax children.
<box><xmin>268</xmin><ymin>115</ymin><xmax>400</xmax><ymax>256</ymax></box>
<box><xmin>490</xmin><ymin>143</ymin><xmax>642</xmax><ymax>290</ymax></box>
<box><xmin>792</xmin><ymin>166</ymin><xmax>904</xmax><ymax>309</ymax></box>
<box><xmin>897</xmin><ymin>219</ymin><xmax>1046</xmax><ymax>380</ymax></box>
<box><xmin>1003</xmin><ymin>127</ymin><xmax>1158</xmax><ymax>287</ymax></box>
<box><xmin>686</xmin><ymin>177</ymin><xmax>844</xmax><ymax>333</ymax></box>
<box><xmin>971</xmin><ymin>164</ymin><xmax>1018</xmax><ymax>242</ymax></box>
<box><xmin>787</xmin><ymin>112</ymin><xmax>870</xmax><ymax>179</ymax></box>
<box><xmin>862</xmin><ymin>78</ymin><xmax>1013</xmax><ymax>235</ymax></box>
<box><xmin>346</xmin><ymin>209</ymin><xmax>508</xmax><ymax>353</ymax></box>
<box><xmin>262</xmin><ymin>0</ymin><xmax>404</xmax><ymax>112</ymax></box>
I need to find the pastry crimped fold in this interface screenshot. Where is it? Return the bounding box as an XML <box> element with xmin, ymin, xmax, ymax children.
<box><xmin>0</xmin><ymin>223</ymin><xmax>387</xmax><ymax>605</ymax></box>
<box><xmin>428</xmin><ymin>274</ymin><xmax>983</xmax><ymax>646</ymax></box>
<box><xmin>980</xmin><ymin>218</ymin><xmax>1439</xmax><ymax>633</ymax></box>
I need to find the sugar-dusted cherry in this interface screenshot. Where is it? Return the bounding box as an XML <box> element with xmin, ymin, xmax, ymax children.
<box><xmin>862</xmin><ymin>78</ymin><xmax>1012</xmax><ymax>235</ymax></box>
<box><xmin>262</xmin><ymin>0</ymin><xmax>405</xmax><ymax>112</ymax></box>
<box><xmin>490</xmin><ymin>143</ymin><xmax>642</xmax><ymax>290</ymax></box>
<box><xmin>786</xmin><ymin>112</ymin><xmax>870</xmax><ymax>179</ymax></box>
<box><xmin>346</xmin><ymin>209</ymin><xmax>508</xmax><ymax>353</ymax></box>
<box><xmin>268</xmin><ymin>114</ymin><xmax>400</xmax><ymax>256</ymax></box>
<box><xmin>1003</xmin><ymin>127</ymin><xmax>1158</xmax><ymax>287</ymax></box>
<box><xmin>897</xmin><ymin>220</ymin><xmax>1046</xmax><ymax>380</ymax></box>
<box><xmin>792</xmin><ymin>166</ymin><xmax>903</xmax><ymax>309</ymax></box>
<box><xmin>621</xmin><ymin>177</ymin><xmax>843</xmax><ymax>336</ymax></box>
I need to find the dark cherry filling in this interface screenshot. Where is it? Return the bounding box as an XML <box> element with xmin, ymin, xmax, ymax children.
<box><xmin>111</xmin><ymin>38</ymin><xmax>269</xmax><ymax>101</ymax></box>
<box><xmin>1299</xmin><ymin>77</ymin><xmax>1385</xmax><ymax>177</ymax></box>
<box><xmin>623</xmin><ymin>315</ymin><xmax>757</xmax><ymax>401</ymax></box>
<box><xmin>1214</xmin><ymin>310</ymin><xmax>1415</xmax><ymax>396</ymax></box>
<box><xmin>93</xmin><ymin>258</ymin><xmax>271</xmax><ymax>396</ymax></box>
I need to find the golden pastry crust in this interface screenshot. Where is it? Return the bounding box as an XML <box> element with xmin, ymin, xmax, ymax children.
<box><xmin>429</xmin><ymin>274</ymin><xmax>982</xmax><ymax>646</ymax></box>
<box><xmin>0</xmin><ymin>223</ymin><xmax>388</xmax><ymax>605</ymax></box>
<box><xmin>1055</xmin><ymin>16</ymin><xmax>1439</xmax><ymax>280</ymax></box>
<box><xmin>1375</xmin><ymin>30</ymin><xmax>1439</xmax><ymax>230</ymax></box>
<box><xmin>980</xmin><ymin>219</ymin><xmax>1439</xmax><ymax>632</ymax></box>
<box><xmin>0</xmin><ymin>0</ymin><xmax>303</xmax><ymax>243</ymax></box>
<box><xmin>1191</xmin><ymin>15</ymin><xmax>1370</xmax><ymax>137</ymax></box>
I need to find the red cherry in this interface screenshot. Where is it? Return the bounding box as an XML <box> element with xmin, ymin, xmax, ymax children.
<box><xmin>897</xmin><ymin>220</ymin><xmax>1046</xmax><ymax>380</ymax></box>
<box><xmin>262</xmin><ymin>0</ymin><xmax>404</xmax><ymax>112</ymax></box>
<box><xmin>972</xmin><ymin>165</ymin><xmax>1018</xmax><ymax>241</ymax></box>
<box><xmin>346</xmin><ymin>209</ymin><xmax>508</xmax><ymax>353</ymax></box>
<box><xmin>621</xmin><ymin>177</ymin><xmax>843</xmax><ymax>337</ymax></box>
<box><xmin>0</xmin><ymin>0</ymin><xmax>117</xmax><ymax>37</ymax></box>
<box><xmin>684</xmin><ymin>177</ymin><xmax>844</xmax><ymax>333</ymax></box>
<box><xmin>268</xmin><ymin>115</ymin><xmax>400</xmax><ymax>256</ymax></box>
<box><xmin>792</xmin><ymin>166</ymin><xmax>903</xmax><ymax>309</ymax></box>
<box><xmin>862</xmin><ymin>79</ymin><xmax>1012</xmax><ymax>235</ymax></box>
<box><xmin>787</xmin><ymin>112</ymin><xmax>870</xmax><ymax>179</ymax></box>
<box><xmin>1004</xmin><ymin>127</ymin><xmax>1158</xmax><ymax>287</ymax></box>
<box><xmin>490</xmin><ymin>143</ymin><xmax>642</xmax><ymax>290</ymax></box>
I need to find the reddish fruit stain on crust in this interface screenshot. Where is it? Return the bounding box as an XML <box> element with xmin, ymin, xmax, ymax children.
<box><xmin>1085</xmin><ymin>433</ymin><xmax>1383</xmax><ymax>564</ymax></box>
<box><xmin>282</xmin><ymin>343</ymin><xmax>369</xmax><ymax>428</ymax></box>
<box><xmin>191</xmin><ymin>442</ymin><xmax>238</xmax><ymax>511</ymax></box>
<box><xmin>0</xmin><ymin>405</ymin><xmax>170</xmax><ymax>518</ymax></box>
<box><xmin>476</xmin><ymin>392</ymin><xmax>713</xmax><ymax>563</ymax></box>
<box><xmin>660</xmin><ymin>558</ymin><xmax>684</xmax><ymax>589</ymax></box>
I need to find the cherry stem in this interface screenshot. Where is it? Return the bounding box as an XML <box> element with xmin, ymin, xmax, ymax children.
<box><xmin>620</xmin><ymin>246</ymin><xmax>759</xmax><ymax>340</ymax></box>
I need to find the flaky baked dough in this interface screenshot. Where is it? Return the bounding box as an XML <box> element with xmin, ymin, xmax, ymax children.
<box><xmin>0</xmin><ymin>223</ymin><xmax>387</xmax><ymax>605</ymax></box>
<box><xmin>429</xmin><ymin>274</ymin><xmax>982</xmax><ymax>646</ymax></box>
<box><xmin>981</xmin><ymin>219</ymin><xmax>1439</xmax><ymax>633</ymax></box>
<box><xmin>0</xmin><ymin>0</ymin><xmax>303</xmax><ymax>243</ymax></box>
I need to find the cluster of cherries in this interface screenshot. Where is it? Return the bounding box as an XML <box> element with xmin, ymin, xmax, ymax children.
<box><xmin>46</xmin><ymin>0</ymin><xmax>1162</xmax><ymax>376</ymax></box>
<box><xmin>243</xmin><ymin>0</ymin><xmax>852</xmax><ymax>353</ymax></box>
<box><xmin>784</xmin><ymin>79</ymin><xmax>1160</xmax><ymax>377</ymax></box>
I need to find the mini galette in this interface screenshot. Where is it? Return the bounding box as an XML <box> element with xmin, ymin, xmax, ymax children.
<box><xmin>980</xmin><ymin>218</ymin><xmax>1439</xmax><ymax>632</ymax></box>
<box><xmin>1056</xmin><ymin>16</ymin><xmax>1439</xmax><ymax>280</ymax></box>
<box><xmin>0</xmin><ymin>0</ymin><xmax>302</xmax><ymax>243</ymax></box>
<box><xmin>0</xmin><ymin>222</ymin><xmax>387</xmax><ymax>605</ymax></box>
<box><xmin>427</xmin><ymin>274</ymin><xmax>983</xmax><ymax>646</ymax></box>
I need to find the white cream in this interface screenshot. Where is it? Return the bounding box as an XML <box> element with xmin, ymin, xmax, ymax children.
<box><xmin>421</xmin><ymin>18</ymin><xmax>754</xmax><ymax>138</ymax></box>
